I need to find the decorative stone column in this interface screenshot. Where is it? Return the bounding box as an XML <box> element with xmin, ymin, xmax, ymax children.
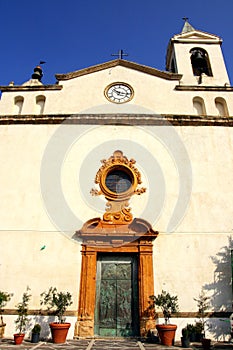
<box><xmin>75</xmin><ymin>246</ymin><xmax>97</xmax><ymax>337</ymax></box>
<box><xmin>138</xmin><ymin>241</ymin><xmax>156</xmax><ymax>336</ymax></box>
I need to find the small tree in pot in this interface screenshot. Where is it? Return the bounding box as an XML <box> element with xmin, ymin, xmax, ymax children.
<box><xmin>193</xmin><ymin>321</ymin><xmax>204</xmax><ymax>341</ymax></box>
<box><xmin>181</xmin><ymin>326</ymin><xmax>191</xmax><ymax>348</ymax></box>
<box><xmin>14</xmin><ymin>287</ymin><xmax>31</xmax><ymax>345</ymax></box>
<box><xmin>149</xmin><ymin>290</ymin><xmax>179</xmax><ymax>346</ymax></box>
<box><xmin>194</xmin><ymin>289</ymin><xmax>211</xmax><ymax>349</ymax></box>
<box><xmin>40</xmin><ymin>287</ymin><xmax>73</xmax><ymax>343</ymax></box>
<box><xmin>0</xmin><ymin>291</ymin><xmax>13</xmax><ymax>338</ymax></box>
<box><xmin>31</xmin><ymin>323</ymin><xmax>41</xmax><ymax>343</ymax></box>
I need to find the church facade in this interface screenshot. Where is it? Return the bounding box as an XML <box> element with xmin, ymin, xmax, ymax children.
<box><xmin>0</xmin><ymin>21</ymin><xmax>232</xmax><ymax>341</ymax></box>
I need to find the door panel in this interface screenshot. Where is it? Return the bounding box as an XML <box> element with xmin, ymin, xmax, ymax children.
<box><xmin>94</xmin><ymin>255</ymin><xmax>139</xmax><ymax>337</ymax></box>
<box><xmin>116</xmin><ymin>278</ymin><xmax>132</xmax><ymax>336</ymax></box>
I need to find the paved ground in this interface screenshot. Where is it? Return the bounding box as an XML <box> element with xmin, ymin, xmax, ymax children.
<box><xmin>0</xmin><ymin>339</ymin><xmax>232</xmax><ymax>350</ymax></box>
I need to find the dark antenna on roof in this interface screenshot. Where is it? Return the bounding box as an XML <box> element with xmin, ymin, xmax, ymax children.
<box><xmin>111</xmin><ymin>49</ymin><xmax>128</xmax><ymax>60</ymax></box>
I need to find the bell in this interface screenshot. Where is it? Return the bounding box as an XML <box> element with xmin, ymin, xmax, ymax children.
<box><xmin>31</xmin><ymin>66</ymin><xmax>43</xmax><ymax>81</ymax></box>
<box><xmin>192</xmin><ymin>51</ymin><xmax>206</xmax><ymax>66</ymax></box>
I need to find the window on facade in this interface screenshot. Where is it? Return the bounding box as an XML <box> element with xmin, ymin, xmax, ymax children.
<box><xmin>193</xmin><ymin>97</ymin><xmax>206</xmax><ymax>115</ymax></box>
<box><xmin>14</xmin><ymin>96</ymin><xmax>24</xmax><ymax>115</ymax></box>
<box><xmin>35</xmin><ymin>95</ymin><xmax>46</xmax><ymax>114</ymax></box>
<box><xmin>190</xmin><ymin>48</ymin><xmax>213</xmax><ymax>76</ymax></box>
<box><xmin>105</xmin><ymin>169</ymin><xmax>132</xmax><ymax>193</ymax></box>
<box><xmin>215</xmin><ymin>97</ymin><xmax>229</xmax><ymax>117</ymax></box>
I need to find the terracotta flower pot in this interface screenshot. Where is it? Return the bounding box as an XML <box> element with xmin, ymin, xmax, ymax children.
<box><xmin>49</xmin><ymin>322</ymin><xmax>71</xmax><ymax>343</ymax></box>
<box><xmin>14</xmin><ymin>333</ymin><xmax>25</xmax><ymax>345</ymax></box>
<box><xmin>156</xmin><ymin>324</ymin><xmax>177</xmax><ymax>346</ymax></box>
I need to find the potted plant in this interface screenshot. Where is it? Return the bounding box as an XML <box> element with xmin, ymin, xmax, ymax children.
<box><xmin>14</xmin><ymin>287</ymin><xmax>31</xmax><ymax>345</ymax></box>
<box><xmin>0</xmin><ymin>291</ymin><xmax>13</xmax><ymax>338</ymax></box>
<box><xmin>194</xmin><ymin>290</ymin><xmax>211</xmax><ymax>349</ymax></box>
<box><xmin>31</xmin><ymin>323</ymin><xmax>41</xmax><ymax>343</ymax></box>
<box><xmin>181</xmin><ymin>326</ymin><xmax>190</xmax><ymax>348</ymax></box>
<box><xmin>40</xmin><ymin>287</ymin><xmax>73</xmax><ymax>343</ymax></box>
<box><xmin>149</xmin><ymin>290</ymin><xmax>179</xmax><ymax>346</ymax></box>
<box><xmin>193</xmin><ymin>321</ymin><xmax>204</xmax><ymax>341</ymax></box>
<box><xmin>186</xmin><ymin>323</ymin><xmax>196</xmax><ymax>342</ymax></box>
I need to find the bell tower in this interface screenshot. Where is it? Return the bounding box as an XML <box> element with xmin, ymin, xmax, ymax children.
<box><xmin>166</xmin><ymin>20</ymin><xmax>230</xmax><ymax>86</ymax></box>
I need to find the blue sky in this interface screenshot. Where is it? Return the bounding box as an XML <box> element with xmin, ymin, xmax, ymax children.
<box><xmin>0</xmin><ymin>0</ymin><xmax>233</xmax><ymax>85</ymax></box>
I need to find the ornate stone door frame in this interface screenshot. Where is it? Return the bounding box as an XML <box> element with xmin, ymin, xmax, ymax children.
<box><xmin>74</xmin><ymin>151</ymin><xmax>158</xmax><ymax>337</ymax></box>
<box><xmin>74</xmin><ymin>218</ymin><xmax>158</xmax><ymax>337</ymax></box>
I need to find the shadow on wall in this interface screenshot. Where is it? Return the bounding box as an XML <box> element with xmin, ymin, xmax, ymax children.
<box><xmin>31</xmin><ymin>315</ymin><xmax>56</xmax><ymax>341</ymax></box>
<box><xmin>203</xmin><ymin>236</ymin><xmax>232</xmax><ymax>341</ymax></box>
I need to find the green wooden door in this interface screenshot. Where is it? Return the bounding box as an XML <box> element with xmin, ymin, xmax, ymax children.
<box><xmin>94</xmin><ymin>255</ymin><xmax>139</xmax><ymax>337</ymax></box>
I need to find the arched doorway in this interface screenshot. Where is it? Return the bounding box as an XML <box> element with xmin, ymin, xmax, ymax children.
<box><xmin>94</xmin><ymin>253</ymin><xmax>139</xmax><ymax>336</ymax></box>
<box><xmin>74</xmin><ymin>217</ymin><xmax>158</xmax><ymax>337</ymax></box>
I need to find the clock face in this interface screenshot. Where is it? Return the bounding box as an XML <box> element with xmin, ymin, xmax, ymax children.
<box><xmin>105</xmin><ymin>83</ymin><xmax>133</xmax><ymax>103</ymax></box>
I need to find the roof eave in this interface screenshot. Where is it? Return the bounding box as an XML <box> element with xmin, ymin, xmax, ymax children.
<box><xmin>55</xmin><ymin>59</ymin><xmax>182</xmax><ymax>81</ymax></box>
<box><xmin>0</xmin><ymin>85</ymin><xmax>62</xmax><ymax>92</ymax></box>
<box><xmin>171</xmin><ymin>30</ymin><xmax>222</xmax><ymax>44</ymax></box>
<box><xmin>172</xmin><ymin>38</ymin><xmax>223</xmax><ymax>44</ymax></box>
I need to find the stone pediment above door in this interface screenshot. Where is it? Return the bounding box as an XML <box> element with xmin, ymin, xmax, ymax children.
<box><xmin>73</xmin><ymin>217</ymin><xmax>158</xmax><ymax>247</ymax></box>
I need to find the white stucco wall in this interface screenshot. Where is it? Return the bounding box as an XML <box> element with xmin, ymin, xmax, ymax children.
<box><xmin>173</xmin><ymin>43</ymin><xmax>230</xmax><ymax>86</ymax></box>
<box><xmin>1</xmin><ymin>124</ymin><xmax>233</xmax><ymax>233</ymax></box>
<box><xmin>0</xmin><ymin>124</ymin><xmax>232</xmax><ymax>337</ymax></box>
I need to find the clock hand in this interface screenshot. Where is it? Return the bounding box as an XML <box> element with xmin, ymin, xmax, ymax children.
<box><xmin>113</xmin><ymin>89</ymin><xmax>125</xmax><ymax>96</ymax></box>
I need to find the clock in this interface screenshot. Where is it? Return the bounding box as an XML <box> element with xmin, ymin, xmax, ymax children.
<box><xmin>105</xmin><ymin>82</ymin><xmax>133</xmax><ymax>103</ymax></box>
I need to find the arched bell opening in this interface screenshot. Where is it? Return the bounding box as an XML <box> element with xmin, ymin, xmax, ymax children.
<box><xmin>190</xmin><ymin>47</ymin><xmax>213</xmax><ymax>77</ymax></box>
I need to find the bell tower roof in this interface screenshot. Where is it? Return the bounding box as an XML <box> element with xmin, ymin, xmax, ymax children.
<box><xmin>181</xmin><ymin>18</ymin><xmax>195</xmax><ymax>34</ymax></box>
